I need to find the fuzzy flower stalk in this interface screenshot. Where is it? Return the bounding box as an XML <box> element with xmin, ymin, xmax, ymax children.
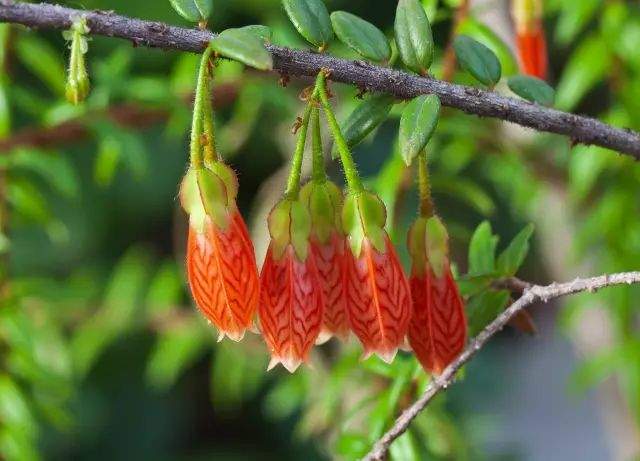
<box><xmin>300</xmin><ymin>107</ymin><xmax>349</xmax><ymax>343</ymax></box>
<box><xmin>407</xmin><ymin>151</ymin><xmax>467</xmax><ymax>375</ymax></box>
<box><xmin>259</xmin><ymin>102</ymin><xmax>324</xmax><ymax>372</ymax></box>
<box><xmin>181</xmin><ymin>46</ymin><xmax>259</xmax><ymax>341</ymax></box>
<box><xmin>317</xmin><ymin>71</ymin><xmax>412</xmax><ymax>362</ymax></box>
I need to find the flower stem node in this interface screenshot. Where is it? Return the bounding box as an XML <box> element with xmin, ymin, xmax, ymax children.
<box><xmin>267</xmin><ymin>198</ymin><xmax>312</xmax><ymax>262</ymax></box>
<box><xmin>342</xmin><ymin>190</ymin><xmax>387</xmax><ymax>256</ymax></box>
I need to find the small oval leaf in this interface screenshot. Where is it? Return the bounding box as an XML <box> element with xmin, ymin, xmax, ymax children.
<box><xmin>399</xmin><ymin>94</ymin><xmax>440</xmax><ymax>165</ymax></box>
<box><xmin>282</xmin><ymin>0</ymin><xmax>333</xmax><ymax>49</ymax></box>
<box><xmin>330</xmin><ymin>11</ymin><xmax>390</xmax><ymax>63</ymax></box>
<box><xmin>239</xmin><ymin>25</ymin><xmax>272</xmax><ymax>43</ymax></box>
<box><xmin>394</xmin><ymin>0</ymin><xmax>434</xmax><ymax>74</ymax></box>
<box><xmin>332</xmin><ymin>94</ymin><xmax>395</xmax><ymax>159</ymax></box>
<box><xmin>507</xmin><ymin>75</ymin><xmax>555</xmax><ymax>106</ymax></box>
<box><xmin>169</xmin><ymin>0</ymin><xmax>212</xmax><ymax>22</ymax></box>
<box><xmin>211</xmin><ymin>28</ymin><xmax>273</xmax><ymax>71</ymax></box>
<box><xmin>454</xmin><ymin>35</ymin><xmax>502</xmax><ymax>87</ymax></box>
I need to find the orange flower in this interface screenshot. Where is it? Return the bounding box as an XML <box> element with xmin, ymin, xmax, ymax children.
<box><xmin>300</xmin><ymin>180</ymin><xmax>349</xmax><ymax>342</ymax></box>
<box><xmin>310</xmin><ymin>232</ymin><xmax>349</xmax><ymax>342</ymax></box>
<box><xmin>259</xmin><ymin>199</ymin><xmax>324</xmax><ymax>372</ymax></box>
<box><xmin>181</xmin><ymin>163</ymin><xmax>259</xmax><ymax>341</ymax></box>
<box><xmin>512</xmin><ymin>0</ymin><xmax>548</xmax><ymax>79</ymax></box>
<box><xmin>407</xmin><ymin>216</ymin><xmax>467</xmax><ymax>375</ymax></box>
<box><xmin>342</xmin><ymin>191</ymin><xmax>412</xmax><ymax>362</ymax></box>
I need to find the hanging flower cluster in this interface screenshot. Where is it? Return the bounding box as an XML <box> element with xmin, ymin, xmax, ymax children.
<box><xmin>180</xmin><ymin>48</ymin><xmax>467</xmax><ymax>375</ymax></box>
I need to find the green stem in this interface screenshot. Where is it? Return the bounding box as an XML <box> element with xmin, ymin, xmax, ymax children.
<box><xmin>284</xmin><ymin>102</ymin><xmax>314</xmax><ymax>200</ymax></box>
<box><xmin>315</xmin><ymin>71</ymin><xmax>364</xmax><ymax>194</ymax></box>
<box><xmin>189</xmin><ymin>45</ymin><xmax>215</xmax><ymax>168</ymax></box>
<box><xmin>310</xmin><ymin>106</ymin><xmax>326</xmax><ymax>182</ymax></box>
<box><xmin>418</xmin><ymin>149</ymin><xmax>434</xmax><ymax>217</ymax></box>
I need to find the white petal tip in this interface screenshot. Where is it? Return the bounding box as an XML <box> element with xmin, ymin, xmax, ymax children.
<box><xmin>267</xmin><ymin>355</ymin><xmax>302</xmax><ymax>373</ymax></box>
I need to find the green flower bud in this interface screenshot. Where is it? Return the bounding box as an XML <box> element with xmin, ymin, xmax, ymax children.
<box><xmin>299</xmin><ymin>180</ymin><xmax>343</xmax><ymax>244</ymax></box>
<box><xmin>342</xmin><ymin>190</ymin><xmax>387</xmax><ymax>256</ymax></box>
<box><xmin>267</xmin><ymin>198</ymin><xmax>312</xmax><ymax>261</ymax></box>
<box><xmin>64</xmin><ymin>18</ymin><xmax>90</xmax><ymax>105</ymax></box>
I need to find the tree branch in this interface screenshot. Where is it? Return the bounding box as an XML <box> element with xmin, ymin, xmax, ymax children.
<box><xmin>1</xmin><ymin>1</ymin><xmax>639</xmax><ymax>159</ymax></box>
<box><xmin>362</xmin><ymin>271</ymin><xmax>640</xmax><ymax>461</ymax></box>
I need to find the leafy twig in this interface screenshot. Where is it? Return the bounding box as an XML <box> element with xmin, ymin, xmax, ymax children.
<box><xmin>362</xmin><ymin>271</ymin><xmax>640</xmax><ymax>461</ymax></box>
<box><xmin>1</xmin><ymin>1</ymin><xmax>639</xmax><ymax>158</ymax></box>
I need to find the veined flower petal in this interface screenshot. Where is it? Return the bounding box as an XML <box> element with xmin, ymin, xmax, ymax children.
<box><xmin>408</xmin><ymin>263</ymin><xmax>467</xmax><ymax>375</ymax></box>
<box><xmin>186</xmin><ymin>211</ymin><xmax>259</xmax><ymax>341</ymax></box>
<box><xmin>259</xmin><ymin>244</ymin><xmax>324</xmax><ymax>372</ymax></box>
<box><xmin>311</xmin><ymin>232</ymin><xmax>350</xmax><ymax>343</ymax></box>
<box><xmin>345</xmin><ymin>236</ymin><xmax>412</xmax><ymax>362</ymax></box>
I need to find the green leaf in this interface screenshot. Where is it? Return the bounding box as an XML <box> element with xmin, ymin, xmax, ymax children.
<box><xmin>146</xmin><ymin>319</ymin><xmax>207</xmax><ymax>391</ymax></box>
<box><xmin>399</xmin><ymin>94</ymin><xmax>440</xmax><ymax>165</ymax></box>
<box><xmin>239</xmin><ymin>25</ymin><xmax>272</xmax><ymax>42</ymax></box>
<box><xmin>333</xmin><ymin>94</ymin><xmax>395</xmax><ymax>158</ymax></box>
<box><xmin>555</xmin><ymin>0</ymin><xmax>601</xmax><ymax>45</ymax></box>
<box><xmin>496</xmin><ymin>224</ymin><xmax>535</xmax><ymax>276</ymax></box>
<box><xmin>10</xmin><ymin>149</ymin><xmax>79</xmax><ymax>199</ymax></box>
<box><xmin>330</xmin><ymin>11</ymin><xmax>390</xmax><ymax>62</ymax></box>
<box><xmin>211</xmin><ymin>28</ymin><xmax>273</xmax><ymax>70</ymax></box>
<box><xmin>555</xmin><ymin>35</ymin><xmax>610</xmax><ymax>111</ymax></box>
<box><xmin>468</xmin><ymin>221</ymin><xmax>498</xmax><ymax>275</ymax></box>
<box><xmin>389</xmin><ymin>431</ymin><xmax>420</xmax><ymax>461</ymax></box>
<box><xmin>453</xmin><ymin>35</ymin><xmax>502</xmax><ymax>87</ymax></box>
<box><xmin>335</xmin><ymin>432</ymin><xmax>369</xmax><ymax>458</ymax></box>
<box><xmin>15</xmin><ymin>35</ymin><xmax>66</xmax><ymax>96</ymax></box>
<box><xmin>282</xmin><ymin>0</ymin><xmax>333</xmax><ymax>49</ymax></box>
<box><xmin>394</xmin><ymin>0</ymin><xmax>434</xmax><ymax>73</ymax></box>
<box><xmin>169</xmin><ymin>0</ymin><xmax>212</xmax><ymax>22</ymax></box>
<box><xmin>508</xmin><ymin>75</ymin><xmax>555</xmax><ymax>106</ymax></box>
<box><xmin>466</xmin><ymin>289</ymin><xmax>510</xmax><ymax>336</ymax></box>
<box><xmin>457</xmin><ymin>17</ymin><xmax>518</xmax><ymax>76</ymax></box>
<box><xmin>71</xmin><ymin>247</ymin><xmax>151</xmax><ymax>376</ymax></box>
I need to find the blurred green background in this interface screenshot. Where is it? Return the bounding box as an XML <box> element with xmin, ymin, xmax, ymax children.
<box><xmin>1</xmin><ymin>0</ymin><xmax>639</xmax><ymax>460</ymax></box>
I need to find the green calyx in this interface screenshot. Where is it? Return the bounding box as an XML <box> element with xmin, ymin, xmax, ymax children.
<box><xmin>299</xmin><ymin>179</ymin><xmax>343</xmax><ymax>244</ymax></box>
<box><xmin>267</xmin><ymin>198</ymin><xmax>312</xmax><ymax>261</ymax></box>
<box><xmin>179</xmin><ymin>161</ymin><xmax>238</xmax><ymax>232</ymax></box>
<box><xmin>342</xmin><ymin>190</ymin><xmax>387</xmax><ymax>256</ymax></box>
<box><xmin>407</xmin><ymin>215</ymin><xmax>449</xmax><ymax>278</ymax></box>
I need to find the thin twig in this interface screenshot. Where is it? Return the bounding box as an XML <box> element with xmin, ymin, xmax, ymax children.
<box><xmin>0</xmin><ymin>1</ymin><xmax>639</xmax><ymax>158</ymax></box>
<box><xmin>362</xmin><ymin>271</ymin><xmax>640</xmax><ymax>461</ymax></box>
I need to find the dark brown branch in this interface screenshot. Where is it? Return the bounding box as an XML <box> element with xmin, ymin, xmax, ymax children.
<box><xmin>1</xmin><ymin>1</ymin><xmax>639</xmax><ymax>159</ymax></box>
<box><xmin>362</xmin><ymin>271</ymin><xmax>640</xmax><ymax>461</ymax></box>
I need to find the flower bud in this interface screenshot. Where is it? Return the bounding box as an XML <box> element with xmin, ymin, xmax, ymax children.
<box><xmin>407</xmin><ymin>216</ymin><xmax>467</xmax><ymax>375</ymax></box>
<box><xmin>259</xmin><ymin>198</ymin><xmax>324</xmax><ymax>372</ymax></box>
<box><xmin>64</xmin><ymin>18</ymin><xmax>91</xmax><ymax>105</ymax></box>
<box><xmin>341</xmin><ymin>190</ymin><xmax>412</xmax><ymax>362</ymax></box>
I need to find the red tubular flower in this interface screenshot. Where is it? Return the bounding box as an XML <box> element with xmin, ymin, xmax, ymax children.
<box><xmin>407</xmin><ymin>216</ymin><xmax>467</xmax><ymax>375</ymax></box>
<box><xmin>342</xmin><ymin>191</ymin><xmax>412</xmax><ymax>362</ymax></box>
<box><xmin>300</xmin><ymin>180</ymin><xmax>349</xmax><ymax>342</ymax></box>
<box><xmin>180</xmin><ymin>162</ymin><xmax>259</xmax><ymax>341</ymax></box>
<box><xmin>259</xmin><ymin>199</ymin><xmax>324</xmax><ymax>372</ymax></box>
<box><xmin>512</xmin><ymin>0</ymin><xmax>548</xmax><ymax>79</ymax></box>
